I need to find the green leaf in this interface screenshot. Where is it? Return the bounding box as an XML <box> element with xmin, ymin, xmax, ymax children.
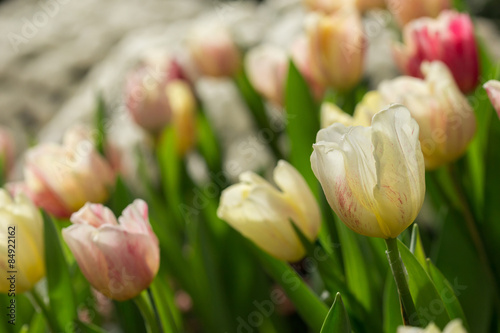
<box><xmin>43</xmin><ymin>211</ymin><xmax>77</xmax><ymax>329</ymax></box>
<box><xmin>113</xmin><ymin>300</ymin><xmax>145</xmax><ymax>333</ymax></box>
<box><xmin>150</xmin><ymin>273</ymin><xmax>183</xmax><ymax>333</ymax></box>
<box><xmin>285</xmin><ymin>60</ymin><xmax>320</xmax><ymax>197</ymax></box>
<box><xmin>397</xmin><ymin>240</ymin><xmax>451</xmax><ymax>329</ymax></box>
<box><xmin>409</xmin><ymin>224</ymin><xmax>427</xmax><ymax>268</ymax></box>
<box><xmin>75</xmin><ymin>320</ymin><xmax>108</xmax><ymax>333</ymax></box>
<box><xmin>320</xmin><ymin>293</ymin><xmax>351</xmax><ymax>333</ymax></box>
<box><xmin>426</xmin><ymin>259</ymin><xmax>469</xmax><ymax>330</ymax></box>
<box><xmin>254</xmin><ymin>246</ymin><xmax>328</xmax><ymax>333</ymax></box>
<box><xmin>94</xmin><ymin>93</ymin><xmax>107</xmax><ymax>156</ymax></box>
<box><xmin>383</xmin><ymin>271</ymin><xmax>403</xmax><ymax>333</ymax></box>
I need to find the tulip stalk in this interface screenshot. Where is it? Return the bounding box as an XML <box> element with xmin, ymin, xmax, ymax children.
<box><xmin>384</xmin><ymin>238</ymin><xmax>420</xmax><ymax>327</ymax></box>
<box><xmin>135</xmin><ymin>291</ymin><xmax>161</xmax><ymax>333</ymax></box>
<box><xmin>27</xmin><ymin>289</ymin><xmax>61</xmax><ymax>333</ymax></box>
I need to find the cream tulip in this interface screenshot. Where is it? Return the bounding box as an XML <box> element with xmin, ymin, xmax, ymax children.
<box><xmin>63</xmin><ymin>200</ymin><xmax>160</xmax><ymax>301</ymax></box>
<box><xmin>311</xmin><ymin>104</ymin><xmax>425</xmax><ymax>239</ymax></box>
<box><xmin>0</xmin><ymin>190</ymin><xmax>45</xmax><ymax>294</ymax></box>
<box><xmin>397</xmin><ymin>319</ymin><xmax>467</xmax><ymax>333</ymax></box>
<box><xmin>379</xmin><ymin>61</ymin><xmax>476</xmax><ymax>169</ymax></box>
<box><xmin>484</xmin><ymin>80</ymin><xmax>500</xmax><ymax>119</ymax></box>
<box><xmin>23</xmin><ymin>125</ymin><xmax>115</xmax><ymax>218</ymax></box>
<box><xmin>217</xmin><ymin>160</ymin><xmax>321</xmax><ymax>262</ymax></box>
<box><xmin>306</xmin><ymin>8</ymin><xmax>365</xmax><ymax>91</ymax></box>
<box><xmin>320</xmin><ymin>102</ymin><xmax>354</xmax><ymax>128</ymax></box>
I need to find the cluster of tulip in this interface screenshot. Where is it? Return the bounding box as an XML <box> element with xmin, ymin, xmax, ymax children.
<box><xmin>2</xmin><ymin>0</ymin><xmax>500</xmax><ymax>332</ymax></box>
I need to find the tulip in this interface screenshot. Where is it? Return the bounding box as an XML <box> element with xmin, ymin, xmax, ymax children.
<box><xmin>386</xmin><ymin>0</ymin><xmax>451</xmax><ymax>27</ymax></box>
<box><xmin>379</xmin><ymin>61</ymin><xmax>476</xmax><ymax>169</ymax></box>
<box><xmin>62</xmin><ymin>200</ymin><xmax>159</xmax><ymax>301</ymax></box>
<box><xmin>393</xmin><ymin>10</ymin><xmax>479</xmax><ymax>93</ymax></box>
<box><xmin>217</xmin><ymin>160</ymin><xmax>321</xmax><ymax>262</ymax></box>
<box><xmin>311</xmin><ymin>104</ymin><xmax>425</xmax><ymax>239</ymax></box>
<box><xmin>290</xmin><ymin>35</ymin><xmax>326</xmax><ymax>101</ymax></box>
<box><xmin>245</xmin><ymin>44</ymin><xmax>288</xmax><ymax>107</ymax></box>
<box><xmin>320</xmin><ymin>102</ymin><xmax>354</xmax><ymax>128</ymax></box>
<box><xmin>352</xmin><ymin>90</ymin><xmax>385</xmax><ymax>127</ymax></box>
<box><xmin>188</xmin><ymin>23</ymin><xmax>241</xmax><ymax>78</ymax></box>
<box><xmin>166</xmin><ymin>80</ymin><xmax>197</xmax><ymax>155</ymax></box>
<box><xmin>0</xmin><ymin>190</ymin><xmax>45</xmax><ymax>294</ymax></box>
<box><xmin>0</xmin><ymin>126</ymin><xmax>14</xmax><ymax>179</ymax></box>
<box><xmin>125</xmin><ymin>53</ymin><xmax>190</xmax><ymax>134</ymax></box>
<box><xmin>23</xmin><ymin>125</ymin><xmax>115</xmax><ymax>218</ymax></box>
<box><xmin>484</xmin><ymin>80</ymin><xmax>500</xmax><ymax>118</ymax></box>
<box><xmin>397</xmin><ymin>319</ymin><xmax>466</xmax><ymax>333</ymax></box>
<box><xmin>306</xmin><ymin>8</ymin><xmax>365</xmax><ymax>91</ymax></box>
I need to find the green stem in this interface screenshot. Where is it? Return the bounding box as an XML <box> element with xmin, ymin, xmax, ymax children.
<box><xmin>147</xmin><ymin>288</ymin><xmax>165</xmax><ymax>333</ymax></box>
<box><xmin>27</xmin><ymin>289</ymin><xmax>60</xmax><ymax>333</ymax></box>
<box><xmin>254</xmin><ymin>247</ymin><xmax>328</xmax><ymax>332</ymax></box>
<box><xmin>447</xmin><ymin>164</ymin><xmax>500</xmax><ymax>308</ymax></box>
<box><xmin>135</xmin><ymin>291</ymin><xmax>160</xmax><ymax>333</ymax></box>
<box><xmin>385</xmin><ymin>238</ymin><xmax>420</xmax><ymax>327</ymax></box>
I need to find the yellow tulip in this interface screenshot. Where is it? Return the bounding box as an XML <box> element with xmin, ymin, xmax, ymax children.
<box><xmin>306</xmin><ymin>7</ymin><xmax>365</xmax><ymax>91</ymax></box>
<box><xmin>217</xmin><ymin>160</ymin><xmax>321</xmax><ymax>262</ymax></box>
<box><xmin>320</xmin><ymin>102</ymin><xmax>354</xmax><ymax>128</ymax></box>
<box><xmin>312</xmin><ymin>104</ymin><xmax>425</xmax><ymax>239</ymax></box>
<box><xmin>0</xmin><ymin>190</ymin><xmax>45</xmax><ymax>294</ymax></box>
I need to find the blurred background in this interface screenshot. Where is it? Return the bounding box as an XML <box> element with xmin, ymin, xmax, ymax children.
<box><xmin>1</xmin><ymin>0</ymin><xmax>499</xmax><ymax>179</ymax></box>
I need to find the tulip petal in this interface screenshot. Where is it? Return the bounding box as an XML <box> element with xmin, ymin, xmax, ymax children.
<box><xmin>484</xmin><ymin>80</ymin><xmax>500</xmax><ymax>118</ymax></box>
<box><xmin>217</xmin><ymin>183</ymin><xmax>305</xmax><ymax>262</ymax></box>
<box><xmin>273</xmin><ymin>160</ymin><xmax>321</xmax><ymax>240</ymax></box>
<box><xmin>71</xmin><ymin>202</ymin><xmax>118</xmax><ymax>227</ymax></box>
<box><xmin>371</xmin><ymin>105</ymin><xmax>425</xmax><ymax>238</ymax></box>
<box><xmin>118</xmin><ymin>199</ymin><xmax>157</xmax><ymax>241</ymax></box>
<box><xmin>62</xmin><ymin>224</ymin><xmax>110</xmax><ymax>296</ymax></box>
<box><xmin>92</xmin><ymin>226</ymin><xmax>160</xmax><ymax>300</ymax></box>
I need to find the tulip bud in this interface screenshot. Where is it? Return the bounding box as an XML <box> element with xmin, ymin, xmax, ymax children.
<box><xmin>352</xmin><ymin>90</ymin><xmax>385</xmax><ymax>127</ymax></box>
<box><xmin>320</xmin><ymin>102</ymin><xmax>354</xmax><ymax>128</ymax></box>
<box><xmin>397</xmin><ymin>319</ymin><xmax>466</xmax><ymax>333</ymax></box>
<box><xmin>23</xmin><ymin>125</ymin><xmax>115</xmax><ymax>218</ymax></box>
<box><xmin>312</xmin><ymin>105</ymin><xmax>425</xmax><ymax>239</ymax></box>
<box><xmin>165</xmin><ymin>80</ymin><xmax>197</xmax><ymax>155</ymax></box>
<box><xmin>125</xmin><ymin>53</ymin><xmax>189</xmax><ymax>134</ymax></box>
<box><xmin>393</xmin><ymin>10</ymin><xmax>479</xmax><ymax>93</ymax></box>
<box><xmin>386</xmin><ymin>0</ymin><xmax>451</xmax><ymax>27</ymax></box>
<box><xmin>245</xmin><ymin>44</ymin><xmax>288</xmax><ymax>107</ymax></box>
<box><xmin>379</xmin><ymin>61</ymin><xmax>476</xmax><ymax>169</ymax></box>
<box><xmin>306</xmin><ymin>8</ymin><xmax>365</xmax><ymax>91</ymax></box>
<box><xmin>290</xmin><ymin>35</ymin><xmax>326</xmax><ymax>101</ymax></box>
<box><xmin>217</xmin><ymin>160</ymin><xmax>321</xmax><ymax>262</ymax></box>
<box><xmin>62</xmin><ymin>200</ymin><xmax>159</xmax><ymax>301</ymax></box>
<box><xmin>0</xmin><ymin>126</ymin><xmax>14</xmax><ymax>179</ymax></box>
<box><xmin>188</xmin><ymin>23</ymin><xmax>241</xmax><ymax>78</ymax></box>
<box><xmin>0</xmin><ymin>190</ymin><xmax>45</xmax><ymax>293</ymax></box>
<box><xmin>484</xmin><ymin>80</ymin><xmax>500</xmax><ymax>119</ymax></box>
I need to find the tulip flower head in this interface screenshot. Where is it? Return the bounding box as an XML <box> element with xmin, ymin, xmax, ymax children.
<box><xmin>386</xmin><ymin>0</ymin><xmax>451</xmax><ymax>27</ymax></box>
<box><xmin>0</xmin><ymin>126</ymin><xmax>14</xmax><ymax>179</ymax></box>
<box><xmin>63</xmin><ymin>200</ymin><xmax>160</xmax><ymax>301</ymax></box>
<box><xmin>320</xmin><ymin>102</ymin><xmax>354</xmax><ymax>128</ymax></box>
<box><xmin>245</xmin><ymin>44</ymin><xmax>288</xmax><ymax>107</ymax></box>
<box><xmin>0</xmin><ymin>190</ymin><xmax>45</xmax><ymax>294</ymax></box>
<box><xmin>217</xmin><ymin>161</ymin><xmax>321</xmax><ymax>262</ymax></box>
<box><xmin>484</xmin><ymin>80</ymin><xmax>500</xmax><ymax>119</ymax></box>
<box><xmin>188</xmin><ymin>22</ymin><xmax>241</xmax><ymax>78</ymax></box>
<box><xmin>393</xmin><ymin>10</ymin><xmax>479</xmax><ymax>93</ymax></box>
<box><xmin>306</xmin><ymin>8</ymin><xmax>365</xmax><ymax>91</ymax></box>
<box><xmin>23</xmin><ymin>125</ymin><xmax>115</xmax><ymax>218</ymax></box>
<box><xmin>379</xmin><ymin>61</ymin><xmax>476</xmax><ymax>169</ymax></box>
<box><xmin>311</xmin><ymin>104</ymin><xmax>425</xmax><ymax>239</ymax></box>
<box><xmin>303</xmin><ymin>0</ymin><xmax>385</xmax><ymax>14</ymax></box>
<box><xmin>397</xmin><ymin>319</ymin><xmax>466</xmax><ymax>333</ymax></box>
<box><xmin>125</xmin><ymin>53</ymin><xmax>190</xmax><ymax>134</ymax></box>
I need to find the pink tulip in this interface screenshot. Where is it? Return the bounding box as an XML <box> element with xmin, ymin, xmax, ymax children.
<box><xmin>63</xmin><ymin>200</ymin><xmax>160</xmax><ymax>301</ymax></box>
<box><xmin>393</xmin><ymin>10</ymin><xmax>479</xmax><ymax>93</ymax></box>
<box><xmin>386</xmin><ymin>0</ymin><xmax>451</xmax><ymax>27</ymax></box>
<box><xmin>188</xmin><ymin>23</ymin><xmax>241</xmax><ymax>78</ymax></box>
<box><xmin>0</xmin><ymin>126</ymin><xmax>14</xmax><ymax>179</ymax></box>
<box><xmin>23</xmin><ymin>125</ymin><xmax>115</xmax><ymax>218</ymax></box>
<box><xmin>125</xmin><ymin>53</ymin><xmax>189</xmax><ymax>134</ymax></box>
<box><xmin>484</xmin><ymin>80</ymin><xmax>500</xmax><ymax>118</ymax></box>
<box><xmin>245</xmin><ymin>44</ymin><xmax>288</xmax><ymax>107</ymax></box>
